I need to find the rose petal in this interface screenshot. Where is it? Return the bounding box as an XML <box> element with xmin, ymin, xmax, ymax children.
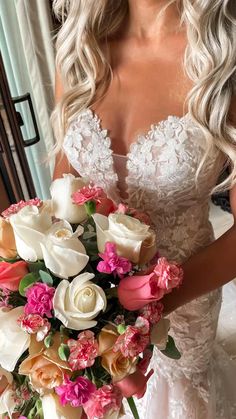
<box><xmin>0</xmin><ymin>307</ymin><xmax>30</xmax><ymax>371</ymax></box>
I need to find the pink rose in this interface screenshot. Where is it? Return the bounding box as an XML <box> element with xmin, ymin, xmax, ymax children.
<box><xmin>113</xmin><ymin>317</ymin><xmax>150</xmax><ymax>357</ymax></box>
<box><xmin>97</xmin><ymin>242</ymin><xmax>132</xmax><ymax>278</ymax></box>
<box><xmin>24</xmin><ymin>283</ymin><xmax>55</xmax><ymax>317</ymax></box>
<box><xmin>96</xmin><ymin>198</ymin><xmax>117</xmax><ymax>216</ymax></box>
<box><xmin>0</xmin><ymin>261</ymin><xmax>28</xmax><ymax>291</ymax></box>
<box><xmin>118</xmin><ymin>258</ymin><xmax>183</xmax><ymax>311</ymax></box>
<box><xmin>55</xmin><ymin>375</ymin><xmax>96</xmax><ymax>408</ymax></box>
<box><xmin>139</xmin><ymin>301</ymin><xmax>164</xmax><ymax>325</ymax></box>
<box><xmin>137</xmin><ymin>349</ymin><xmax>153</xmax><ymax>374</ymax></box>
<box><xmin>154</xmin><ymin>257</ymin><xmax>183</xmax><ymax>291</ymax></box>
<box><xmin>67</xmin><ymin>331</ymin><xmax>99</xmax><ymax>371</ymax></box>
<box><xmin>17</xmin><ymin>313</ymin><xmax>51</xmax><ymax>341</ymax></box>
<box><xmin>118</xmin><ymin>271</ymin><xmax>165</xmax><ymax>311</ymax></box>
<box><xmin>116</xmin><ymin>368</ymin><xmax>154</xmax><ymax>399</ymax></box>
<box><xmin>83</xmin><ymin>384</ymin><xmax>122</xmax><ymax>419</ymax></box>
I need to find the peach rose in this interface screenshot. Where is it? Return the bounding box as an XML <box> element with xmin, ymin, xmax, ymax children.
<box><xmin>19</xmin><ymin>333</ymin><xmax>71</xmax><ymax>392</ymax></box>
<box><xmin>98</xmin><ymin>325</ymin><xmax>137</xmax><ymax>382</ymax></box>
<box><xmin>0</xmin><ymin>261</ymin><xmax>28</xmax><ymax>291</ymax></box>
<box><xmin>0</xmin><ymin>218</ymin><xmax>17</xmax><ymax>259</ymax></box>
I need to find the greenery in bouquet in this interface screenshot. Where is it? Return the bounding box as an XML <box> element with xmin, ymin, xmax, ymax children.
<box><xmin>0</xmin><ymin>174</ymin><xmax>182</xmax><ymax>419</ymax></box>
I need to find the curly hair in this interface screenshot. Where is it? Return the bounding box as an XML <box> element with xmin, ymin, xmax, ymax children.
<box><xmin>50</xmin><ymin>0</ymin><xmax>236</xmax><ymax>192</ymax></box>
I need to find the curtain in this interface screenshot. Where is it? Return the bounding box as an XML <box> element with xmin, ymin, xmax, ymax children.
<box><xmin>0</xmin><ymin>0</ymin><xmax>56</xmax><ymax>199</ymax></box>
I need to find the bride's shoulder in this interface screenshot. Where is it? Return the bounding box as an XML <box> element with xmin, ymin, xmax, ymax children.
<box><xmin>54</xmin><ymin>66</ymin><xmax>65</xmax><ymax>104</ymax></box>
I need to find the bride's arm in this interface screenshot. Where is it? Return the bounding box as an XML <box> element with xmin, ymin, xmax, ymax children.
<box><xmin>163</xmin><ymin>207</ymin><xmax>236</xmax><ymax>314</ymax></box>
<box><xmin>53</xmin><ymin>68</ymin><xmax>78</xmax><ymax>180</ymax></box>
<box><xmin>163</xmin><ymin>100</ymin><xmax>236</xmax><ymax>314</ymax></box>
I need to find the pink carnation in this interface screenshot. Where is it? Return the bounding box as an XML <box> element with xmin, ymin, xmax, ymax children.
<box><xmin>113</xmin><ymin>316</ymin><xmax>150</xmax><ymax>358</ymax></box>
<box><xmin>24</xmin><ymin>283</ymin><xmax>55</xmax><ymax>318</ymax></box>
<box><xmin>116</xmin><ymin>203</ymin><xmax>129</xmax><ymax>214</ymax></box>
<box><xmin>116</xmin><ymin>204</ymin><xmax>151</xmax><ymax>225</ymax></box>
<box><xmin>1</xmin><ymin>198</ymin><xmax>42</xmax><ymax>218</ymax></box>
<box><xmin>72</xmin><ymin>183</ymin><xmax>105</xmax><ymax>206</ymax></box>
<box><xmin>83</xmin><ymin>385</ymin><xmax>122</xmax><ymax>419</ymax></box>
<box><xmin>139</xmin><ymin>301</ymin><xmax>164</xmax><ymax>325</ymax></box>
<box><xmin>55</xmin><ymin>375</ymin><xmax>96</xmax><ymax>407</ymax></box>
<box><xmin>97</xmin><ymin>242</ymin><xmax>132</xmax><ymax>278</ymax></box>
<box><xmin>67</xmin><ymin>331</ymin><xmax>99</xmax><ymax>371</ymax></box>
<box><xmin>154</xmin><ymin>257</ymin><xmax>183</xmax><ymax>291</ymax></box>
<box><xmin>17</xmin><ymin>313</ymin><xmax>51</xmax><ymax>341</ymax></box>
<box><xmin>0</xmin><ymin>287</ymin><xmax>12</xmax><ymax>308</ymax></box>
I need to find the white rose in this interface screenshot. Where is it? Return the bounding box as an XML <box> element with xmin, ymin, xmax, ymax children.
<box><xmin>50</xmin><ymin>174</ymin><xmax>89</xmax><ymax>223</ymax></box>
<box><xmin>9</xmin><ymin>205</ymin><xmax>52</xmax><ymax>261</ymax></box>
<box><xmin>42</xmin><ymin>393</ymin><xmax>83</xmax><ymax>419</ymax></box>
<box><xmin>150</xmin><ymin>318</ymin><xmax>170</xmax><ymax>350</ymax></box>
<box><xmin>53</xmin><ymin>272</ymin><xmax>107</xmax><ymax>330</ymax></box>
<box><xmin>40</xmin><ymin>220</ymin><xmax>89</xmax><ymax>278</ymax></box>
<box><xmin>92</xmin><ymin>213</ymin><xmax>157</xmax><ymax>265</ymax></box>
<box><xmin>0</xmin><ymin>367</ymin><xmax>16</xmax><ymax>418</ymax></box>
<box><xmin>0</xmin><ymin>307</ymin><xmax>30</xmax><ymax>371</ymax></box>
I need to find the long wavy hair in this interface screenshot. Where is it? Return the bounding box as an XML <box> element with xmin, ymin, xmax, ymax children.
<box><xmin>51</xmin><ymin>0</ymin><xmax>236</xmax><ymax>192</ymax></box>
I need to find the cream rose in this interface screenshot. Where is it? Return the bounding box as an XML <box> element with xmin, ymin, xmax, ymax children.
<box><xmin>40</xmin><ymin>220</ymin><xmax>89</xmax><ymax>278</ymax></box>
<box><xmin>53</xmin><ymin>272</ymin><xmax>107</xmax><ymax>330</ymax></box>
<box><xmin>42</xmin><ymin>394</ymin><xmax>83</xmax><ymax>419</ymax></box>
<box><xmin>50</xmin><ymin>174</ymin><xmax>89</xmax><ymax>223</ymax></box>
<box><xmin>9</xmin><ymin>205</ymin><xmax>52</xmax><ymax>262</ymax></box>
<box><xmin>0</xmin><ymin>367</ymin><xmax>16</xmax><ymax>418</ymax></box>
<box><xmin>0</xmin><ymin>307</ymin><xmax>30</xmax><ymax>371</ymax></box>
<box><xmin>150</xmin><ymin>318</ymin><xmax>170</xmax><ymax>350</ymax></box>
<box><xmin>92</xmin><ymin>213</ymin><xmax>157</xmax><ymax>265</ymax></box>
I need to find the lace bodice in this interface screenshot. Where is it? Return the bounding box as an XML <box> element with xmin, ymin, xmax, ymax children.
<box><xmin>63</xmin><ymin>108</ymin><xmax>236</xmax><ymax>418</ymax></box>
<box><xmin>63</xmin><ymin>108</ymin><xmax>225</xmax><ymax>263</ymax></box>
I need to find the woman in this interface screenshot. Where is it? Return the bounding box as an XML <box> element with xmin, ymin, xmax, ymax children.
<box><xmin>51</xmin><ymin>0</ymin><xmax>236</xmax><ymax>417</ymax></box>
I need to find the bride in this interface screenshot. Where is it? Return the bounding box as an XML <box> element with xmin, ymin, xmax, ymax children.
<box><xmin>51</xmin><ymin>0</ymin><xmax>236</xmax><ymax>418</ymax></box>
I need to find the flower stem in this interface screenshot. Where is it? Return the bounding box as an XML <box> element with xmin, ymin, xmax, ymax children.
<box><xmin>84</xmin><ymin>200</ymin><xmax>96</xmax><ymax>217</ymax></box>
<box><xmin>127</xmin><ymin>397</ymin><xmax>140</xmax><ymax>419</ymax></box>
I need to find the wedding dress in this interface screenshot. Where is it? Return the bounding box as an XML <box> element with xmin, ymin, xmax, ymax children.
<box><xmin>63</xmin><ymin>108</ymin><xmax>236</xmax><ymax>419</ymax></box>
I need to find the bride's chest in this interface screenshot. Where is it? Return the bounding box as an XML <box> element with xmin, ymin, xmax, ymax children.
<box><xmin>63</xmin><ymin>109</ymin><xmax>224</xmax><ymax>207</ymax></box>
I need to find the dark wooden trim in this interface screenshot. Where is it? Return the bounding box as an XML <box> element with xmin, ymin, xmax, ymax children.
<box><xmin>0</xmin><ymin>112</ymin><xmax>24</xmax><ymax>202</ymax></box>
<box><xmin>0</xmin><ymin>51</ymin><xmax>36</xmax><ymax>198</ymax></box>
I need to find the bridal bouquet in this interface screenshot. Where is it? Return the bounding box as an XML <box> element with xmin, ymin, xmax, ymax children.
<box><xmin>0</xmin><ymin>174</ymin><xmax>182</xmax><ymax>419</ymax></box>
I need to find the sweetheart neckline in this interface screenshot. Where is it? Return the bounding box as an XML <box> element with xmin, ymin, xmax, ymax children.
<box><xmin>80</xmin><ymin>107</ymin><xmax>192</xmax><ymax>158</ymax></box>
<box><xmin>72</xmin><ymin>107</ymin><xmax>194</xmax><ymax>202</ymax></box>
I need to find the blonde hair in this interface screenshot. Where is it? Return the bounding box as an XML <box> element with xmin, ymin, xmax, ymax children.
<box><xmin>51</xmin><ymin>0</ymin><xmax>236</xmax><ymax>192</ymax></box>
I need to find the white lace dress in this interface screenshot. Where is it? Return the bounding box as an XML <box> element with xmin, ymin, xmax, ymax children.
<box><xmin>63</xmin><ymin>108</ymin><xmax>236</xmax><ymax>419</ymax></box>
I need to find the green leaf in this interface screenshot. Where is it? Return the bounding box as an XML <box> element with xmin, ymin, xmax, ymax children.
<box><xmin>117</xmin><ymin>324</ymin><xmax>127</xmax><ymax>335</ymax></box>
<box><xmin>58</xmin><ymin>343</ymin><xmax>70</xmax><ymax>361</ymax></box>
<box><xmin>44</xmin><ymin>334</ymin><xmax>54</xmax><ymax>348</ymax></box>
<box><xmin>160</xmin><ymin>335</ymin><xmax>181</xmax><ymax>360</ymax></box>
<box><xmin>28</xmin><ymin>260</ymin><xmax>45</xmax><ymax>275</ymax></box>
<box><xmin>19</xmin><ymin>273</ymin><xmax>38</xmax><ymax>297</ymax></box>
<box><xmin>0</xmin><ymin>257</ymin><xmax>20</xmax><ymax>263</ymax></box>
<box><xmin>39</xmin><ymin>270</ymin><xmax>53</xmax><ymax>285</ymax></box>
